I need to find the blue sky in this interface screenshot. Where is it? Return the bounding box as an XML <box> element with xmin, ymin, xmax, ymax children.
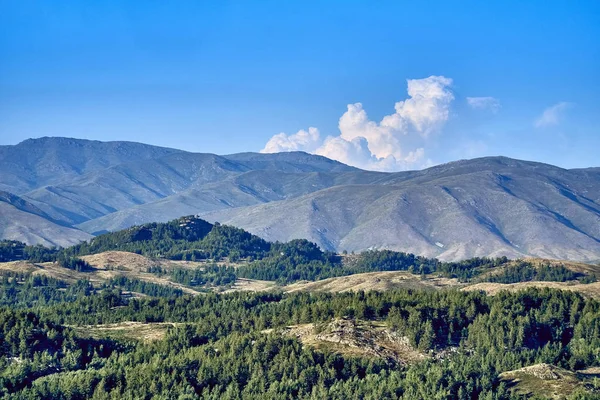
<box><xmin>1</xmin><ymin>0</ymin><xmax>598</xmax><ymax>170</ymax></box>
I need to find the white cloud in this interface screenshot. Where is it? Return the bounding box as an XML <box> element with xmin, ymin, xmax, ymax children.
<box><xmin>393</xmin><ymin>76</ymin><xmax>454</xmax><ymax>135</ymax></box>
<box><xmin>534</xmin><ymin>102</ymin><xmax>573</xmax><ymax>128</ymax></box>
<box><xmin>338</xmin><ymin>102</ymin><xmax>403</xmax><ymax>160</ymax></box>
<box><xmin>261</xmin><ymin>75</ymin><xmax>454</xmax><ymax>171</ymax></box>
<box><xmin>467</xmin><ymin>97</ymin><xmax>500</xmax><ymax>112</ymax></box>
<box><xmin>262</xmin><ymin>127</ymin><xmax>321</xmax><ymax>153</ymax></box>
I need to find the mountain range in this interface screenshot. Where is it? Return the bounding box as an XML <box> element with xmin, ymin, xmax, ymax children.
<box><xmin>1</xmin><ymin>137</ymin><xmax>599</xmax><ymax>261</ymax></box>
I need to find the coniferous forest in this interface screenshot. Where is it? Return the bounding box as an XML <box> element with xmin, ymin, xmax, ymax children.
<box><xmin>0</xmin><ymin>217</ymin><xmax>599</xmax><ymax>399</ymax></box>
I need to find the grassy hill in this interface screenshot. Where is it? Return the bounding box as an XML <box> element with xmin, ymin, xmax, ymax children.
<box><xmin>500</xmin><ymin>363</ymin><xmax>600</xmax><ymax>399</ymax></box>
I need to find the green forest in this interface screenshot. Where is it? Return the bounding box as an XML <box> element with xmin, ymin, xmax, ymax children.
<box><xmin>1</xmin><ymin>216</ymin><xmax>599</xmax><ymax>398</ymax></box>
<box><xmin>1</xmin><ymin>279</ymin><xmax>599</xmax><ymax>399</ymax></box>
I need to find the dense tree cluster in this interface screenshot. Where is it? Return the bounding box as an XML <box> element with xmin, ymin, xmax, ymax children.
<box><xmin>0</xmin><ymin>280</ymin><xmax>598</xmax><ymax>399</ymax></box>
<box><xmin>56</xmin><ymin>256</ymin><xmax>93</xmax><ymax>272</ymax></box>
<box><xmin>0</xmin><ymin>308</ymin><xmax>122</xmax><ymax>395</ymax></box>
<box><xmin>483</xmin><ymin>262</ymin><xmax>582</xmax><ymax>284</ymax></box>
<box><xmin>237</xmin><ymin>249</ymin><xmax>510</xmax><ymax>284</ymax></box>
<box><xmin>0</xmin><ymin>272</ymin><xmax>190</xmax><ymax>306</ymax></box>
<box><xmin>103</xmin><ymin>277</ymin><xmax>184</xmax><ymax>298</ymax></box>
<box><xmin>0</xmin><ymin>274</ymin><xmax>94</xmax><ymax>307</ymax></box>
<box><xmin>0</xmin><ymin>241</ymin><xmax>57</xmax><ymax>263</ymax></box>
<box><xmin>236</xmin><ymin>240</ymin><xmax>340</xmax><ymax>283</ymax></box>
<box><xmin>59</xmin><ymin>217</ymin><xmax>270</xmax><ymax>261</ymax></box>
<box><xmin>0</xmin><ymin>241</ymin><xmax>26</xmax><ymax>262</ymax></box>
<box><xmin>66</xmin><ymin>217</ymin><xmax>214</xmax><ymax>256</ymax></box>
<box><xmin>165</xmin><ymin>264</ymin><xmax>237</xmax><ymax>288</ymax></box>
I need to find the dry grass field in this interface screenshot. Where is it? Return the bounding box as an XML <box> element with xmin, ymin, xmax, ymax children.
<box><xmin>0</xmin><ymin>260</ymin><xmax>39</xmax><ymax>274</ymax></box>
<box><xmin>284</xmin><ymin>271</ymin><xmax>459</xmax><ymax>293</ymax></box>
<box><xmin>499</xmin><ymin>363</ymin><xmax>600</xmax><ymax>399</ymax></box>
<box><xmin>71</xmin><ymin>321</ymin><xmax>183</xmax><ymax>342</ymax></box>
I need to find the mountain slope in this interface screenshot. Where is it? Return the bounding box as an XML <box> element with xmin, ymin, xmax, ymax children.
<box><xmin>23</xmin><ymin>152</ymin><xmax>251</xmax><ymax>225</ymax></box>
<box><xmin>2</xmin><ymin>138</ymin><xmax>371</xmax><ymax>243</ymax></box>
<box><xmin>222</xmin><ymin>151</ymin><xmax>358</xmax><ymax>173</ymax></box>
<box><xmin>203</xmin><ymin>158</ymin><xmax>600</xmax><ymax>262</ymax></box>
<box><xmin>75</xmin><ymin>170</ymin><xmax>385</xmax><ymax>233</ymax></box>
<box><xmin>2</xmin><ymin>138</ymin><xmax>600</xmax><ymax>262</ymax></box>
<box><xmin>0</xmin><ymin>191</ymin><xmax>92</xmax><ymax>247</ymax></box>
<box><xmin>12</xmin><ymin>140</ymin><xmax>362</xmax><ymax>226</ymax></box>
<box><xmin>0</xmin><ymin>137</ymin><xmax>181</xmax><ymax>194</ymax></box>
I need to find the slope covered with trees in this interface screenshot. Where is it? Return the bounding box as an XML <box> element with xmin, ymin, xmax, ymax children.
<box><xmin>1</xmin><ymin>215</ymin><xmax>599</xmax><ymax>398</ymax></box>
<box><xmin>0</xmin><ymin>278</ymin><xmax>599</xmax><ymax>399</ymax></box>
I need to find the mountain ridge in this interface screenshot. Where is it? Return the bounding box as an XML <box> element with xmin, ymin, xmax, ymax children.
<box><xmin>0</xmin><ymin>137</ymin><xmax>183</xmax><ymax>194</ymax></box>
<box><xmin>0</xmin><ymin>190</ymin><xmax>93</xmax><ymax>247</ymax></box>
<box><xmin>1</xmin><ymin>137</ymin><xmax>599</xmax><ymax>261</ymax></box>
